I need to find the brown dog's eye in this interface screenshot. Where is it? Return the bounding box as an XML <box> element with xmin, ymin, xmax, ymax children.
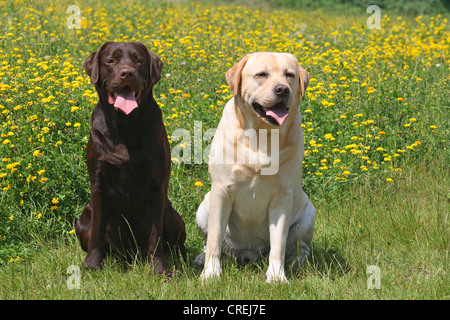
<box><xmin>136</xmin><ymin>58</ymin><xmax>144</xmax><ymax>64</ymax></box>
<box><xmin>107</xmin><ymin>58</ymin><xmax>115</xmax><ymax>64</ymax></box>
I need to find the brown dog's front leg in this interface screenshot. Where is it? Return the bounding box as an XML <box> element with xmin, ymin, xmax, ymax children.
<box><xmin>147</xmin><ymin>190</ymin><xmax>168</xmax><ymax>275</ymax></box>
<box><xmin>83</xmin><ymin>189</ymin><xmax>109</xmax><ymax>269</ymax></box>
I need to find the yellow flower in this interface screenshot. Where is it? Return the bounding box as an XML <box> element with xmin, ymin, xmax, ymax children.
<box><xmin>6</xmin><ymin>162</ymin><xmax>20</xmax><ymax>170</ymax></box>
<box><xmin>194</xmin><ymin>181</ymin><xmax>204</xmax><ymax>187</ymax></box>
<box><xmin>33</xmin><ymin>150</ymin><xmax>44</xmax><ymax>157</ymax></box>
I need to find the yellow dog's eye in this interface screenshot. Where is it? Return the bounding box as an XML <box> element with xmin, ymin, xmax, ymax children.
<box><xmin>255</xmin><ymin>72</ymin><xmax>268</xmax><ymax>78</ymax></box>
<box><xmin>286</xmin><ymin>72</ymin><xmax>295</xmax><ymax>78</ymax></box>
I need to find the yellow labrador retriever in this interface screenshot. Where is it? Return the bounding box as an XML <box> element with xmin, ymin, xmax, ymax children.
<box><xmin>196</xmin><ymin>52</ymin><xmax>315</xmax><ymax>283</ymax></box>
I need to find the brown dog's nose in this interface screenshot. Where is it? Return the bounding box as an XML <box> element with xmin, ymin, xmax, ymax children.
<box><xmin>274</xmin><ymin>84</ymin><xmax>290</xmax><ymax>96</ymax></box>
<box><xmin>119</xmin><ymin>68</ymin><xmax>135</xmax><ymax>79</ymax></box>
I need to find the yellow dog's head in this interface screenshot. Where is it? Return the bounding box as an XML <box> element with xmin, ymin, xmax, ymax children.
<box><xmin>226</xmin><ymin>52</ymin><xmax>309</xmax><ymax>126</ymax></box>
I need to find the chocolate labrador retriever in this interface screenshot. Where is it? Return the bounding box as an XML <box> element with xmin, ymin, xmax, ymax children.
<box><xmin>75</xmin><ymin>42</ymin><xmax>186</xmax><ymax>275</ymax></box>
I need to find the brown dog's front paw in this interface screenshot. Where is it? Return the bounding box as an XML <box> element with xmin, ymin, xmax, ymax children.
<box><xmin>149</xmin><ymin>254</ymin><xmax>171</xmax><ymax>277</ymax></box>
<box><xmin>82</xmin><ymin>251</ymin><xmax>104</xmax><ymax>270</ymax></box>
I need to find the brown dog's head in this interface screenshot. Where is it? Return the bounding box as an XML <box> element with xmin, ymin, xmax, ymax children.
<box><xmin>226</xmin><ymin>52</ymin><xmax>309</xmax><ymax>126</ymax></box>
<box><xmin>83</xmin><ymin>42</ymin><xmax>163</xmax><ymax>115</ymax></box>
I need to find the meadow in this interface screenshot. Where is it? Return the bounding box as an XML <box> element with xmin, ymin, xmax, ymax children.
<box><xmin>0</xmin><ymin>0</ymin><xmax>448</xmax><ymax>299</ymax></box>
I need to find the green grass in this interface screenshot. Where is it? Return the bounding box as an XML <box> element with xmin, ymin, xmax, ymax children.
<box><xmin>263</xmin><ymin>0</ymin><xmax>450</xmax><ymax>16</ymax></box>
<box><xmin>0</xmin><ymin>0</ymin><xmax>448</xmax><ymax>299</ymax></box>
<box><xmin>1</xmin><ymin>162</ymin><xmax>448</xmax><ymax>299</ymax></box>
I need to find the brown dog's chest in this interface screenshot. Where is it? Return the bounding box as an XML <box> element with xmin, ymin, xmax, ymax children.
<box><xmin>97</xmin><ymin>152</ymin><xmax>163</xmax><ymax>199</ymax></box>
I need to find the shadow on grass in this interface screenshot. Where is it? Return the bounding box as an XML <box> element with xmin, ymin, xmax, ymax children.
<box><xmin>176</xmin><ymin>240</ymin><xmax>352</xmax><ymax>282</ymax></box>
<box><xmin>292</xmin><ymin>243</ymin><xmax>353</xmax><ymax>280</ymax></box>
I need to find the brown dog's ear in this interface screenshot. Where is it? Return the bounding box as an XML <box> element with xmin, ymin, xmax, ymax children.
<box><xmin>148</xmin><ymin>51</ymin><xmax>163</xmax><ymax>85</ymax></box>
<box><xmin>83</xmin><ymin>42</ymin><xmax>113</xmax><ymax>84</ymax></box>
<box><xmin>226</xmin><ymin>54</ymin><xmax>251</xmax><ymax>97</ymax></box>
<box><xmin>134</xmin><ymin>42</ymin><xmax>163</xmax><ymax>85</ymax></box>
<box><xmin>298</xmin><ymin>65</ymin><xmax>309</xmax><ymax>99</ymax></box>
<box><xmin>83</xmin><ymin>51</ymin><xmax>98</xmax><ymax>84</ymax></box>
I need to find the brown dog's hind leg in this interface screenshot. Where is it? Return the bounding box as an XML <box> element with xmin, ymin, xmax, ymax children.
<box><xmin>82</xmin><ymin>190</ymin><xmax>112</xmax><ymax>270</ymax></box>
<box><xmin>163</xmin><ymin>200</ymin><xmax>187</xmax><ymax>261</ymax></box>
<box><xmin>75</xmin><ymin>204</ymin><xmax>92</xmax><ymax>252</ymax></box>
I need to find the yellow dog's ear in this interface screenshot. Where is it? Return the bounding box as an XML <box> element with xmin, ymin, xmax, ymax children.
<box><xmin>298</xmin><ymin>65</ymin><xmax>309</xmax><ymax>99</ymax></box>
<box><xmin>226</xmin><ymin>54</ymin><xmax>251</xmax><ymax>97</ymax></box>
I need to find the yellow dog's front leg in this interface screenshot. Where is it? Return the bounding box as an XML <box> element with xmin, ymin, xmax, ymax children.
<box><xmin>266</xmin><ymin>189</ymin><xmax>294</xmax><ymax>284</ymax></box>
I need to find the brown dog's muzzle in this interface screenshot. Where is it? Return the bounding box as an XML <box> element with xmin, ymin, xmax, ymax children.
<box><xmin>118</xmin><ymin>67</ymin><xmax>136</xmax><ymax>80</ymax></box>
<box><xmin>106</xmin><ymin>67</ymin><xmax>145</xmax><ymax>115</ymax></box>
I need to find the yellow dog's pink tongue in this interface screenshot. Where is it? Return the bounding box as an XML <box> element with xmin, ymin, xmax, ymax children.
<box><xmin>114</xmin><ymin>88</ymin><xmax>138</xmax><ymax>115</ymax></box>
<box><xmin>266</xmin><ymin>106</ymin><xmax>289</xmax><ymax>125</ymax></box>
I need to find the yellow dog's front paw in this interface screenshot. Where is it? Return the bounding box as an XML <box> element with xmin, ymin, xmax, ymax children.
<box><xmin>200</xmin><ymin>263</ymin><xmax>222</xmax><ymax>283</ymax></box>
